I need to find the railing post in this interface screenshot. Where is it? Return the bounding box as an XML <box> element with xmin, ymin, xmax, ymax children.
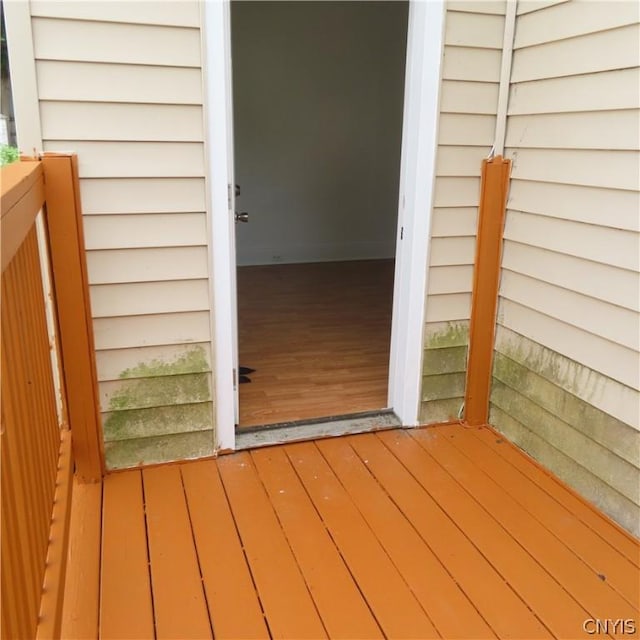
<box><xmin>42</xmin><ymin>153</ymin><xmax>104</xmax><ymax>481</ymax></box>
<box><xmin>464</xmin><ymin>156</ymin><xmax>511</xmax><ymax>426</ymax></box>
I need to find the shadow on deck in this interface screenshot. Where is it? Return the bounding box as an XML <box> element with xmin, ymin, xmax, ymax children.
<box><xmin>62</xmin><ymin>424</ymin><xmax>640</xmax><ymax>640</ymax></box>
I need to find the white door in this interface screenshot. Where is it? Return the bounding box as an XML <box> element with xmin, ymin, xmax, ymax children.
<box><xmin>205</xmin><ymin>0</ymin><xmax>446</xmax><ymax>450</ymax></box>
<box><xmin>204</xmin><ymin>0</ymin><xmax>238</xmax><ymax>450</ymax></box>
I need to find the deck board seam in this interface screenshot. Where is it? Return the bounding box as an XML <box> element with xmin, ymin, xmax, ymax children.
<box><xmin>407</xmin><ymin>430</ymin><xmax>605</xmax><ymax>629</ymax></box>
<box><xmin>450</xmin><ymin>426</ymin><xmax>640</xmax><ymax>609</ymax></box>
<box><xmin>375</xmin><ymin>431</ymin><xmax>558</xmax><ymax>639</ymax></box>
<box><xmin>472</xmin><ymin>425</ymin><xmax>640</xmax><ymax>567</ymax></box>
<box><xmin>138</xmin><ymin>470</ymin><xmax>158</xmax><ymax>640</ymax></box>
<box><xmin>178</xmin><ymin>467</ymin><xmax>216</xmax><ymax>640</ymax></box>
<box><xmin>247</xmin><ymin>448</ymin><xmax>331</xmax><ymax>639</ymax></box>
<box><xmin>213</xmin><ymin>458</ymin><xmax>273</xmax><ymax>639</ymax></box>
<box><xmin>344</xmin><ymin>434</ymin><xmax>500</xmax><ymax>639</ymax></box>
<box><xmin>312</xmin><ymin>439</ymin><xmax>445</xmax><ymax>638</ymax></box>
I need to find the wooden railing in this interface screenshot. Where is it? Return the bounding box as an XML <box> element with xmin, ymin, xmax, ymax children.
<box><xmin>1</xmin><ymin>156</ymin><xmax>102</xmax><ymax>639</ymax></box>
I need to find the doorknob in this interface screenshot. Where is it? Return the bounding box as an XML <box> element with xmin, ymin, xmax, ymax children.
<box><xmin>235</xmin><ymin>211</ymin><xmax>249</xmax><ymax>223</ymax></box>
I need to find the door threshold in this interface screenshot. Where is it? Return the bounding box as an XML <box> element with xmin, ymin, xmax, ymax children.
<box><xmin>235</xmin><ymin>410</ymin><xmax>402</xmax><ymax>450</ymax></box>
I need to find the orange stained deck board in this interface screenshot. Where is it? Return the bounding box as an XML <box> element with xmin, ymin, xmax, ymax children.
<box><xmin>100</xmin><ymin>472</ymin><xmax>154</xmax><ymax>640</ymax></box>
<box><xmin>284</xmin><ymin>440</ymin><xmax>440</xmax><ymax>639</ymax></box>
<box><xmin>472</xmin><ymin>425</ymin><xmax>640</xmax><ymax>568</ymax></box>
<box><xmin>60</xmin><ymin>479</ymin><xmax>102</xmax><ymax>640</ymax></box>
<box><xmin>216</xmin><ymin>452</ymin><xmax>328</xmax><ymax>639</ymax></box>
<box><xmin>180</xmin><ymin>460</ymin><xmax>270</xmax><ymax>640</ymax></box>
<box><xmin>87</xmin><ymin>427</ymin><xmax>640</xmax><ymax>640</ymax></box>
<box><xmin>411</xmin><ymin>428</ymin><xmax>640</xmax><ymax>631</ymax></box>
<box><xmin>348</xmin><ymin>431</ymin><xmax>552</xmax><ymax>639</ymax></box>
<box><xmin>439</xmin><ymin>424</ymin><xmax>640</xmax><ymax>608</ymax></box>
<box><xmin>318</xmin><ymin>436</ymin><xmax>496</xmax><ymax>640</ymax></box>
<box><xmin>142</xmin><ymin>465</ymin><xmax>212</xmax><ymax>640</ymax></box>
<box><xmin>381</xmin><ymin>429</ymin><xmax>592</xmax><ymax>638</ymax></box>
<box><xmin>250</xmin><ymin>446</ymin><xmax>385</xmax><ymax>640</ymax></box>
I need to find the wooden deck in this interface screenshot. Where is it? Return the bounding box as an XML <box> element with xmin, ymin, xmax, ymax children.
<box><xmin>62</xmin><ymin>424</ymin><xmax>640</xmax><ymax>639</ymax></box>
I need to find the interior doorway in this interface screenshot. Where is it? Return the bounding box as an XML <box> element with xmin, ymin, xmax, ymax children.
<box><xmin>231</xmin><ymin>1</ymin><xmax>409</xmax><ymax>430</ymax></box>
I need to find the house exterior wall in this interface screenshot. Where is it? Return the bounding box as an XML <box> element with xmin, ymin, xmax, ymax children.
<box><xmin>25</xmin><ymin>1</ymin><xmax>216</xmax><ymax>469</ymax></box>
<box><xmin>420</xmin><ymin>0</ymin><xmax>505</xmax><ymax>423</ymax></box>
<box><xmin>492</xmin><ymin>0</ymin><xmax>640</xmax><ymax>535</ymax></box>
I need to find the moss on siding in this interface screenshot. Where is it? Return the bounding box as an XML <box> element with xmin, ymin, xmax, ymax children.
<box><xmin>104</xmin><ymin>430</ymin><xmax>215</xmax><ymax>471</ymax></box>
<box><xmin>420</xmin><ymin>323</ymin><xmax>469</xmax><ymax>424</ymax></box>
<box><xmin>103</xmin><ymin>402</ymin><xmax>212</xmax><ymax>442</ymax></box>
<box><xmin>490</xmin><ymin>334</ymin><xmax>640</xmax><ymax>536</ymax></box>
<box><xmin>101</xmin><ymin>346</ymin><xmax>215</xmax><ymax>470</ymax></box>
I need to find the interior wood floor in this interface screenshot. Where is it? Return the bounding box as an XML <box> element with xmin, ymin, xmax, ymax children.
<box><xmin>237</xmin><ymin>260</ymin><xmax>394</xmax><ymax>429</ymax></box>
<box><xmin>63</xmin><ymin>424</ymin><xmax>640</xmax><ymax>640</ymax></box>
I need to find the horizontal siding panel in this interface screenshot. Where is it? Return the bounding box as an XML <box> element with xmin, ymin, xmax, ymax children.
<box><xmin>507</xmin><ymin>179</ymin><xmax>640</xmax><ymax>231</ymax></box>
<box><xmin>495</xmin><ymin>325</ymin><xmax>640</xmax><ymax>429</ymax></box>
<box><xmin>30</xmin><ymin>0</ymin><xmax>200</xmax><ymax>27</ymax></box>
<box><xmin>444</xmin><ymin>11</ymin><xmax>505</xmax><ymax>48</ymax></box>
<box><xmin>32</xmin><ymin>18</ymin><xmax>201</xmax><ymax>67</ymax></box>
<box><xmin>434</xmin><ymin>177</ymin><xmax>481</xmax><ymax>207</ymax></box>
<box><xmin>442</xmin><ymin>46</ymin><xmax>502</xmax><ymax>82</ymax></box>
<box><xmin>81</xmin><ymin>178</ymin><xmax>206</xmax><ymax>214</ymax></box>
<box><xmin>90</xmin><ymin>280</ymin><xmax>210</xmax><ymax>318</ymax></box>
<box><xmin>489</xmin><ymin>404</ymin><xmax>640</xmax><ymax>536</ymax></box>
<box><xmin>514</xmin><ymin>0</ymin><xmax>639</xmax><ymax>48</ymax></box>
<box><xmin>511</xmin><ymin>24</ymin><xmax>640</xmax><ymax>82</ymax></box>
<box><xmin>428</xmin><ymin>265</ymin><xmax>473</xmax><ymax>295</ymax></box>
<box><xmin>99</xmin><ymin>373</ymin><xmax>212</xmax><ymax>413</ymax></box>
<box><xmin>430</xmin><ymin>208</ymin><xmax>477</xmax><ymax>237</ymax></box>
<box><xmin>499</xmin><ymin>270</ymin><xmax>639</xmax><ymax>350</ymax></box>
<box><xmin>508</xmin><ymin>69</ymin><xmax>640</xmax><ymax>115</ymax></box>
<box><xmin>96</xmin><ymin>342</ymin><xmax>212</xmax><ymax>382</ymax></box>
<box><xmin>40</xmin><ymin>102</ymin><xmax>204</xmax><ymax>141</ymax></box>
<box><xmin>502</xmin><ymin>241</ymin><xmax>639</xmax><ymax>311</ymax></box>
<box><xmin>87</xmin><ymin>247</ymin><xmax>209</xmax><ymax>285</ymax></box>
<box><xmin>504</xmin><ymin>211</ymin><xmax>640</xmax><ymax>271</ymax></box>
<box><xmin>84</xmin><ymin>213</ymin><xmax>207</xmax><ymax>250</ymax></box>
<box><xmin>93</xmin><ymin>311</ymin><xmax>211</xmax><ymax>350</ymax></box>
<box><xmin>492</xmin><ymin>351</ymin><xmax>640</xmax><ymax>467</ymax></box>
<box><xmin>505</xmin><ymin>110</ymin><xmax>640</xmax><ymax>151</ymax></box>
<box><xmin>436</xmin><ymin>146</ymin><xmax>488</xmax><ymax>177</ymax></box>
<box><xmin>509</xmin><ymin>148</ymin><xmax>640</xmax><ymax>191</ymax></box>
<box><xmin>438</xmin><ymin>114</ymin><xmax>496</xmax><ymax>147</ymax></box>
<box><xmin>490</xmin><ymin>383</ymin><xmax>639</xmax><ymax>504</ymax></box>
<box><xmin>516</xmin><ymin>0</ymin><xmax>569</xmax><ymax>15</ymax></box>
<box><xmin>44</xmin><ymin>141</ymin><xmax>205</xmax><ymax>178</ymax></box>
<box><xmin>447</xmin><ymin>1</ymin><xmax>506</xmax><ymax>15</ymax></box>
<box><xmin>430</xmin><ymin>236</ymin><xmax>476</xmax><ymax>266</ymax></box>
<box><xmin>440</xmin><ymin>80</ymin><xmax>500</xmax><ymax>115</ymax></box>
<box><xmin>497</xmin><ymin>299</ymin><xmax>639</xmax><ymax>389</ymax></box>
<box><xmin>425</xmin><ymin>293</ymin><xmax>471</xmax><ymax>323</ymax></box>
<box><xmin>36</xmin><ymin>61</ymin><xmax>203</xmax><ymax>104</ymax></box>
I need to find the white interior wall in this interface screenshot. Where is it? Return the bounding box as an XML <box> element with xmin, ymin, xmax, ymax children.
<box><xmin>231</xmin><ymin>1</ymin><xmax>408</xmax><ymax>266</ymax></box>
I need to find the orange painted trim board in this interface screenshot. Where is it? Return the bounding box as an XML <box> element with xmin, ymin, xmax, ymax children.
<box><xmin>42</xmin><ymin>154</ymin><xmax>104</xmax><ymax>481</ymax></box>
<box><xmin>464</xmin><ymin>156</ymin><xmax>511</xmax><ymax>426</ymax></box>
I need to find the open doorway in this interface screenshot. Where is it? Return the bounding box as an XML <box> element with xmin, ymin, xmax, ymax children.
<box><xmin>231</xmin><ymin>1</ymin><xmax>409</xmax><ymax>430</ymax></box>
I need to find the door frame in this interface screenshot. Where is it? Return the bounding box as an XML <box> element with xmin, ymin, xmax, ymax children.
<box><xmin>203</xmin><ymin>0</ymin><xmax>446</xmax><ymax>451</ymax></box>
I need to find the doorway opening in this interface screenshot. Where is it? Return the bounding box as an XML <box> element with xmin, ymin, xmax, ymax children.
<box><xmin>231</xmin><ymin>1</ymin><xmax>409</xmax><ymax>431</ymax></box>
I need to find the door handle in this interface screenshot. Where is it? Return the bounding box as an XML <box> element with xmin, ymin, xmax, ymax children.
<box><xmin>235</xmin><ymin>211</ymin><xmax>249</xmax><ymax>223</ymax></box>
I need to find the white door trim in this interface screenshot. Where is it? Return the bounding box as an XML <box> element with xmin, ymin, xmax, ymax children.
<box><xmin>205</xmin><ymin>0</ymin><xmax>446</xmax><ymax>448</ymax></box>
<box><xmin>202</xmin><ymin>0</ymin><xmax>236</xmax><ymax>451</ymax></box>
<box><xmin>388</xmin><ymin>0</ymin><xmax>446</xmax><ymax>426</ymax></box>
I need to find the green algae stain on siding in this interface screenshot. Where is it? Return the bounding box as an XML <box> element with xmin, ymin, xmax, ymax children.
<box><xmin>102</xmin><ymin>346</ymin><xmax>215</xmax><ymax>469</ymax></box>
<box><xmin>424</xmin><ymin>322</ymin><xmax>469</xmax><ymax>349</ymax></box>
<box><xmin>420</xmin><ymin>323</ymin><xmax>470</xmax><ymax>423</ymax></box>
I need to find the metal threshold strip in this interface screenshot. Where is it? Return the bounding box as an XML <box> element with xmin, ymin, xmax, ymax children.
<box><xmin>235</xmin><ymin>410</ymin><xmax>402</xmax><ymax>451</ymax></box>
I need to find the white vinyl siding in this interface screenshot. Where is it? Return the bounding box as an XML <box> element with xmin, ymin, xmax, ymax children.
<box><xmin>29</xmin><ymin>2</ymin><xmax>215</xmax><ymax>468</ymax></box>
<box><xmin>492</xmin><ymin>0</ymin><xmax>640</xmax><ymax>535</ymax></box>
<box><xmin>421</xmin><ymin>1</ymin><xmax>505</xmax><ymax>422</ymax></box>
